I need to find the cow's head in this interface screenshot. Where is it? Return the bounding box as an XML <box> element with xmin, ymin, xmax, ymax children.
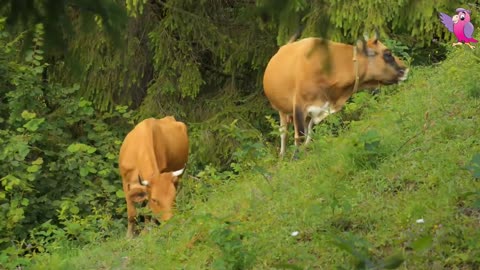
<box><xmin>356</xmin><ymin>30</ymin><xmax>409</xmax><ymax>86</ymax></box>
<box><xmin>138</xmin><ymin>167</ymin><xmax>185</xmax><ymax>221</ymax></box>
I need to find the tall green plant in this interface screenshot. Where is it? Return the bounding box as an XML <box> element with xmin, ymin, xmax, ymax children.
<box><xmin>0</xmin><ymin>21</ymin><xmax>135</xmax><ymax>268</ymax></box>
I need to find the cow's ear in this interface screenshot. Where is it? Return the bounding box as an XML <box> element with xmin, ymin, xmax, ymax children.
<box><xmin>357</xmin><ymin>39</ymin><xmax>375</xmax><ymax>57</ymax></box>
<box><xmin>363</xmin><ymin>33</ymin><xmax>369</xmax><ymax>41</ymax></box>
<box><xmin>356</xmin><ymin>39</ymin><xmax>367</xmax><ymax>55</ymax></box>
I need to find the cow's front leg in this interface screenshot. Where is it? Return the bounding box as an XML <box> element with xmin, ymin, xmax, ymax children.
<box><xmin>126</xmin><ymin>200</ymin><xmax>137</xmax><ymax>238</ymax></box>
<box><xmin>305</xmin><ymin>118</ymin><xmax>314</xmax><ymax>145</ymax></box>
<box><xmin>293</xmin><ymin>104</ymin><xmax>306</xmax><ymax>146</ymax></box>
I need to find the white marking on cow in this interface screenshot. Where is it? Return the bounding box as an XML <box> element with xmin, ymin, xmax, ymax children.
<box><xmin>399</xmin><ymin>68</ymin><xmax>409</xmax><ymax>81</ymax></box>
<box><xmin>141</xmin><ymin>180</ymin><xmax>149</xmax><ymax>186</ymax></box>
<box><xmin>305</xmin><ymin>102</ymin><xmax>338</xmax><ymax>144</ymax></box>
<box><xmin>172</xmin><ymin>167</ymin><xmax>185</xmax><ymax>177</ymax></box>
<box><xmin>307</xmin><ymin>102</ymin><xmax>336</xmax><ymax>124</ymax></box>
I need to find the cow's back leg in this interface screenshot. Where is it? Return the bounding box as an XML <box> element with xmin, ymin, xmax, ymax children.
<box><xmin>293</xmin><ymin>102</ymin><xmax>306</xmax><ymax>146</ymax></box>
<box><xmin>292</xmin><ymin>100</ymin><xmax>307</xmax><ymax>160</ymax></box>
<box><xmin>279</xmin><ymin>111</ymin><xmax>289</xmax><ymax>157</ymax></box>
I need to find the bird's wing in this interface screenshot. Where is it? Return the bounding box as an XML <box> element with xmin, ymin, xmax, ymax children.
<box><xmin>439</xmin><ymin>12</ymin><xmax>454</xmax><ymax>32</ymax></box>
<box><xmin>464</xmin><ymin>22</ymin><xmax>475</xmax><ymax>38</ymax></box>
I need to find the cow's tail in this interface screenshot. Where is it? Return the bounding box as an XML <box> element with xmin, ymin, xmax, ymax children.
<box><xmin>287</xmin><ymin>24</ymin><xmax>305</xmax><ymax>44</ymax></box>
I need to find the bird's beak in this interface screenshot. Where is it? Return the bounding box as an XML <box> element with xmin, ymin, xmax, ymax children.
<box><xmin>452</xmin><ymin>15</ymin><xmax>459</xmax><ymax>23</ymax></box>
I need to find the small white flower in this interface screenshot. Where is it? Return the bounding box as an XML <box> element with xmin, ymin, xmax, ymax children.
<box><xmin>291</xmin><ymin>231</ymin><xmax>299</xmax><ymax>236</ymax></box>
<box><xmin>416</xmin><ymin>218</ymin><xmax>425</xmax><ymax>224</ymax></box>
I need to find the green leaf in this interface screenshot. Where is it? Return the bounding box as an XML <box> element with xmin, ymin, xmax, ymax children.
<box><xmin>66</xmin><ymin>222</ymin><xmax>82</xmax><ymax>235</ymax></box>
<box><xmin>17</xmin><ymin>143</ymin><xmax>30</xmax><ymax>159</ymax></box>
<box><xmin>86</xmin><ymin>146</ymin><xmax>97</xmax><ymax>154</ymax></box>
<box><xmin>80</xmin><ymin>167</ymin><xmax>89</xmax><ymax>177</ymax></box>
<box><xmin>24</xmin><ymin>50</ymin><xmax>34</xmax><ymax>62</ymax></box>
<box><xmin>411</xmin><ymin>235</ymin><xmax>433</xmax><ymax>252</ymax></box>
<box><xmin>98</xmin><ymin>169</ymin><xmax>111</xmax><ymax>176</ymax></box>
<box><xmin>70</xmin><ymin>206</ymin><xmax>80</xmax><ymax>215</ymax></box>
<box><xmin>106</xmin><ymin>153</ymin><xmax>116</xmax><ymax>160</ymax></box>
<box><xmin>32</xmin><ymin>158</ymin><xmax>44</xmax><ymax>165</ymax></box>
<box><xmin>27</xmin><ymin>164</ymin><xmax>41</xmax><ymax>173</ymax></box>
<box><xmin>67</xmin><ymin>143</ymin><xmax>96</xmax><ymax>154</ymax></box>
<box><xmin>21</xmin><ymin>110</ymin><xmax>36</xmax><ymax>120</ymax></box>
<box><xmin>33</xmin><ymin>66</ymin><xmax>44</xmax><ymax>74</ymax></box>
<box><xmin>115</xmin><ymin>105</ymin><xmax>128</xmax><ymax>113</ymax></box>
<box><xmin>23</xmin><ymin>118</ymin><xmax>45</xmax><ymax>131</ymax></box>
<box><xmin>116</xmin><ymin>190</ymin><xmax>125</xmax><ymax>198</ymax></box>
<box><xmin>1</xmin><ymin>175</ymin><xmax>21</xmax><ymax>191</ymax></box>
<box><xmin>79</xmin><ymin>99</ymin><xmax>92</xmax><ymax>108</ymax></box>
<box><xmin>11</xmin><ymin>208</ymin><xmax>25</xmax><ymax>223</ymax></box>
<box><xmin>21</xmin><ymin>198</ymin><xmax>29</xmax><ymax>206</ymax></box>
<box><xmin>67</xmin><ymin>143</ymin><xmax>81</xmax><ymax>153</ymax></box>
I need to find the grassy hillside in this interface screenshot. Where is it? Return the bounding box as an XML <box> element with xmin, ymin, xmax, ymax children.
<box><xmin>30</xmin><ymin>47</ymin><xmax>480</xmax><ymax>269</ymax></box>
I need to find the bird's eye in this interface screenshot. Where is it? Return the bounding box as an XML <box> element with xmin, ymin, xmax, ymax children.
<box><xmin>460</xmin><ymin>14</ymin><xmax>465</xmax><ymax>20</ymax></box>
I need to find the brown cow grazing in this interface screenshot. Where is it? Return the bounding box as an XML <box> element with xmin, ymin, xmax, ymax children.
<box><xmin>263</xmin><ymin>30</ymin><xmax>409</xmax><ymax>157</ymax></box>
<box><xmin>119</xmin><ymin>116</ymin><xmax>189</xmax><ymax>238</ymax></box>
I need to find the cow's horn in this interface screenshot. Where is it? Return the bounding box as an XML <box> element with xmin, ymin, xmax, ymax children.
<box><xmin>172</xmin><ymin>168</ymin><xmax>185</xmax><ymax>177</ymax></box>
<box><xmin>363</xmin><ymin>33</ymin><xmax>369</xmax><ymax>41</ymax></box>
<box><xmin>138</xmin><ymin>175</ymin><xmax>149</xmax><ymax>186</ymax></box>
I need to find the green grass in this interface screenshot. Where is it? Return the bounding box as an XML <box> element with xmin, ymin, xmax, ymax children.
<box><xmin>30</xmin><ymin>47</ymin><xmax>480</xmax><ymax>269</ymax></box>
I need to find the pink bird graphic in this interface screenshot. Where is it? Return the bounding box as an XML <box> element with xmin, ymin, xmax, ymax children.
<box><xmin>439</xmin><ymin>8</ymin><xmax>478</xmax><ymax>49</ymax></box>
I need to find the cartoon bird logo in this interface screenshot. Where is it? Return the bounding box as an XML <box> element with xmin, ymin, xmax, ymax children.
<box><xmin>439</xmin><ymin>8</ymin><xmax>478</xmax><ymax>49</ymax></box>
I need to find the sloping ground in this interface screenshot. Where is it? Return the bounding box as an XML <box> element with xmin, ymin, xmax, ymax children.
<box><xmin>32</xmin><ymin>47</ymin><xmax>480</xmax><ymax>269</ymax></box>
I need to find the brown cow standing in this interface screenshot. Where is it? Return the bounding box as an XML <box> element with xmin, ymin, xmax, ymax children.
<box><xmin>119</xmin><ymin>116</ymin><xmax>189</xmax><ymax>238</ymax></box>
<box><xmin>263</xmin><ymin>30</ymin><xmax>409</xmax><ymax>157</ymax></box>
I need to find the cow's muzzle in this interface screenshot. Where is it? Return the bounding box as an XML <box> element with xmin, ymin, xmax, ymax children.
<box><xmin>398</xmin><ymin>68</ymin><xmax>409</xmax><ymax>82</ymax></box>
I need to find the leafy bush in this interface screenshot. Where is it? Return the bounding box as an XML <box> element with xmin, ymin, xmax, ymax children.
<box><xmin>0</xmin><ymin>23</ymin><xmax>135</xmax><ymax>268</ymax></box>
